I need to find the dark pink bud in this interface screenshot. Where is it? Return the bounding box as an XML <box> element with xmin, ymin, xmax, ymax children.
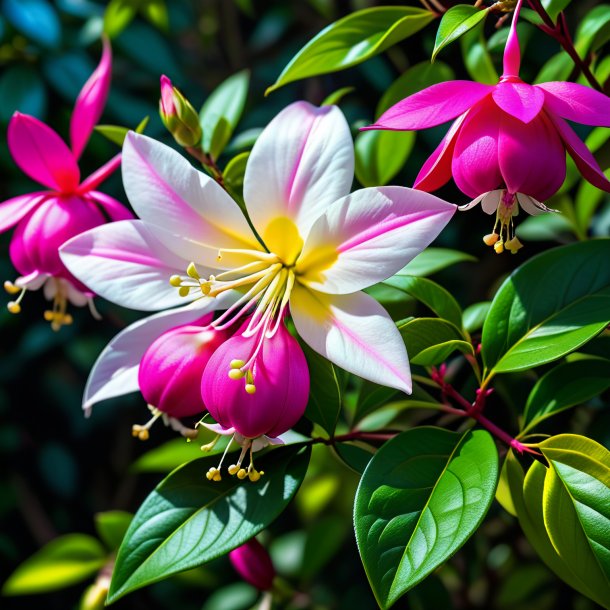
<box><xmin>229</xmin><ymin>539</ymin><xmax>275</xmax><ymax>591</ymax></box>
<box><xmin>138</xmin><ymin>323</ymin><xmax>229</xmax><ymax>418</ymax></box>
<box><xmin>159</xmin><ymin>75</ymin><xmax>176</xmax><ymax>117</ymax></box>
<box><xmin>201</xmin><ymin>320</ymin><xmax>310</xmax><ymax>439</ymax></box>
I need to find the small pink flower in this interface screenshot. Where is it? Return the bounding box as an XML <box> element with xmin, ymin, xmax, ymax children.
<box><xmin>1</xmin><ymin>38</ymin><xmax>132</xmax><ymax>327</ymax></box>
<box><xmin>229</xmin><ymin>539</ymin><xmax>276</xmax><ymax>591</ymax></box>
<box><xmin>366</xmin><ymin>0</ymin><xmax>610</xmax><ymax>252</ymax></box>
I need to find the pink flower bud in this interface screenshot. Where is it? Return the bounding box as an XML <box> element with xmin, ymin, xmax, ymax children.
<box><xmin>159</xmin><ymin>75</ymin><xmax>177</xmax><ymax>117</ymax></box>
<box><xmin>158</xmin><ymin>75</ymin><xmax>202</xmax><ymax>148</ymax></box>
<box><xmin>201</xmin><ymin>320</ymin><xmax>309</xmax><ymax>439</ymax></box>
<box><xmin>229</xmin><ymin>539</ymin><xmax>275</xmax><ymax>591</ymax></box>
<box><xmin>138</xmin><ymin>323</ymin><xmax>229</xmax><ymax>418</ymax></box>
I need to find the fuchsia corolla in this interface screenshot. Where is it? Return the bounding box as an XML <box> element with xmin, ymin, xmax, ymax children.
<box><xmin>61</xmin><ymin>100</ymin><xmax>456</xmax><ymax>481</ymax></box>
<box><xmin>366</xmin><ymin>0</ymin><xmax>610</xmax><ymax>253</ymax></box>
<box><xmin>1</xmin><ymin>39</ymin><xmax>133</xmax><ymax>328</ymax></box>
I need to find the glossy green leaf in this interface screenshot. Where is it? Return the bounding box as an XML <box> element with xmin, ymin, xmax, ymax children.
<box><xmin>575</xmin><ymin>4</ymin><xmax>610</xmax><ymax>55</ymax></box>
<box><xmin>398</xmin><ymin>247</ymin><xmax>476</xmax><ymax>277</ymax></box>
<box><xmin>521</xmin><ymin>358</ymin><xmax>610</xmax><ymax>434</ymax></box>
<box><xmin>411</xmin><ymin>339</ymin><xmax>474</xmax><ymax>367</ymax></box>
<box><xmin>355</xmin><ymin>129</ymin><xmax>414</xmax><ymax>187</ymax></box>
<box><xmin>460</xmin><ymin>23</ymin><xmax>498</xmax><ymax>84</ymax></box>
<box><xmin>482</xmin><ymin>240</ymin><xmax>610</xmax><ymax>377</ymax></box>
<box><xmin>199</xmin><ymin>70</ymin><xmax>250</xmax><ymax>159</ymax></box>
<box><xmin>302</xmin><ymin>344</ymin><xmax>341</xmax><ymax>436</ymax></box>
<box><xmin>2</xmin><ymin>534</ymin><xmax>106</xmax><ymax>595</ymax></box>
<box><xmin>224</xmin><ymin>151</ymin><xmax>250</xmax><ymax>205</ymax></box>
<box><xmin>463</xmin><ymin>301</ymin><xmax>491</xmax><ymax>333</ymax></box>
<box><xmin>334</xmin><ymin>442</ymin><xmax>374</xmax><ymax>474</ymax></box>
<box><xmin>103</xmin><ymin>0</ymin><xmax>136</xmax><ymax>38</ymax></box>
<box><xmin>541</xmin><ymin>0</ymin><xmax>572</xmax><ymax>22</ymax></box>
<box><xmin>355</xmin><ymin>427</ymin><xmax>498</xmax><ymax>609</ymax></box>
<box><xmin>95</xmin><ymin>511</ymin><xmax>133</xmax><ymax>552</ymax></box>
<box><xmin>399</xmin><ymin>318</ymin><xmax>466</xmax><ymax>364</ymax></box>
<box><xmin>383</xmin><ymin>275</ymin><xmax>462</xmax><ymax>329</ymax></box>
<box><xmin>109</xmin><ymin>444</ymin><xmax>310</xmax><ymax>602</ymax></box>
<box><xmin>94</xmin><ymin>116</ymin><xmax>149</xmax><ymax>146</ymax></box>
<box><xmin>321</xmin><ymin>86</ymin><xmax>355</xmax><ymax>106</ymax></box>
<box><xmin>496</xmin><ymin>455</ymin><xmax>518</xmax><ymax>517</ymax></box>
<box><xmin>433</xmin><ymin>4</ymin><xmax>489</xmax><ymax>61</ymax></box>
<box><xmin>534</xmin><ymin>50</ymin><xmax>573</xmax><ymax>84</ymax></box>
<box><xmin>266</xmin><ymin>7</ymin><xmax>435</xmax><ymax>93</ymax></box>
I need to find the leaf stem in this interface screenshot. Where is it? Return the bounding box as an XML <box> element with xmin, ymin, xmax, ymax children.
<box><xmin>186</xmin><ymin>146</ymin><xmax>226</xmax><ymax>188</ymax></box>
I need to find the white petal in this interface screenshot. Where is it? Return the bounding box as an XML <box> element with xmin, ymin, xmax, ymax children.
<box><xmin>243</xmin><ymin>101</ymin><xmax>354</xmax><ymax>242</ymax></box>
<box><xmin>123</xmin><ymin>132</ymin><xmax>261</xmax><ymax>267</ymax></box>
<box><xmin>60</xmin><ymin>220</ymin><xmax>200</xmax><ymax>311</ymax></box>
<box><xmin>296</xmin><ymin>186</ymin><xmax>456</xmax><ymax>294</ymax></box>
<box><xmin>516</xmin><ymin>193</ymin><xmax>557</xmax><ymax>215</ymax></box>
<box><xmin>290</xmin><ymin>286</ymin><xmax>411</xmax><ymax>393</ymax></box>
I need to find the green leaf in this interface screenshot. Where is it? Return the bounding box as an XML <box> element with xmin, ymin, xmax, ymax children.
<box><xmin>496</xmin><ymin>455</ymin><xmax>518</xmax><ymax>517</ymax></box>
<box><xmin>266</xmin><ymin>7</ymin><xmax>435</xmax><ymax>94</ymax></box>
<box><xmin>300</xmin><ymin>515</ymin><xmax>349</xmax><ymax>580</ymax></box>
<box><xmin>575</xmin><ymin>4</ymin><xmax>610</xmax><ymax>55</ymax></box>
<box><xmin>224</xmin><ymin>151</ymin><xmax>250</xmax><ymax>205</ymax></box>
<box><xmin>200</xmin><ymin>70</ymin><xmax>250</xmax><ymax>159</ymax></box>
<box><xmin>95</xmin><ymin>511</ymin><xmax>133</xmax><ymax>552</ymax></box>
<box><xmin>482</xmin><ymin>240</ymin><xmax>610</xmax><ymax>377</ymax></box>
<box><xmin>463</xmin><ymin>301</ymin><xmax>491</xmax><ymax>333</ymax></box>
<box><xmin>108</xmin><ymin>444</ymin><xmax>311</xmax><ymax>602</ymax></box>
<box><xmin>534</xmin><ymin>50</ymin><xmax>573</xmax><ymax>84</ymax></box>
<box><xmin>94</xmin><ymin>116</ymin><xmax>149</xmax><ymax>146</ymax></box>
<box><xmin>383</xmin><ymin>276</ymin><xmax>462</xmax><ymax>329</ymax></box>
<box><xmin>141</xmin><ymin>0</ymin><xmax>169</xmax><ymax>31</ymax></box>
<box><xmin>354</xmin><ymin>427</ymin><xmax>498</xmax><ymax>609</ymax></box>
<box><xmin>521</xmin><ymin>358</ymin><xmax>610</xmax><ymax>434</ymax></box>
<box><xmin>539</xmin><ymin>435</ymin><xmax>610</xmax><ymax>605</ymax></box>
<box><xmin>398</xmin><ymin>247</ymin><xmax>476</xmax><ymax>277</ymax></box>
<box><xmin>2</xmin><ymin>534</ymin><xmax>106</xmax><ymax>595</ymax></box>
<box><xmin>433</xmin><ymin>5</ymin><xmax>489</xmax><ymax>61</ymax></box>
<box><xmin>333</xmin><ymin>442</ymin><xmax>374</xmax><ymax>474</ymax></box>
<box><xmin>302</xmin><ymin>344</ymin><xmax>341</xmax><ymax>436</ymax></box>
<box><xmin>103</xmin><ymin>0</ymin><xmax>136</xmax><ymax>38</ymax></box>
<box><xmin>321</xmin><ymin>86</ymin><xmax>355</xmax><ymax>106</ymax></box>
<box><xmin>399</xmin><ymin>318</ymin><xmax>467</xmax><ymax>365</ymax></box>
<box><xmin>412</xmin><ymin>339</ymin><xmax>474</xmax><ymax>367</ymax></box>
<box><xmin>355</xmin><ymin>129</ymin><xmax>415</xmax><ymax>187</ymax></box>
<box><xmin>541</xmin><ymin>0</ymin><xmax>572</xmax><ymax>22</ymax></box>
<box><xmin>460</xmin><ymin>22</ymin><xmax>498</xmax><ymax>84</ymax></box>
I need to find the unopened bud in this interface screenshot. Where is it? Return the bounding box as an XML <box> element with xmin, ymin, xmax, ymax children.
<box><xmin>229</xmin><ymin>538</ymin><xmax>275</xmax><ymax>591</ymax></box>
<box><xmin>159</xmin><ymin>75</ymin><xmax>202</xmax><ymax>148</ymax></box>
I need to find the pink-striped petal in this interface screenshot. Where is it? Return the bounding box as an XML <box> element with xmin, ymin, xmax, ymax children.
<box><xmin>537</xmin><ymin>82</ymin><xmax>610</xmax><ymax>126</ymax></box>
<box><xmin>290</xmin><ymin>286</ymin><xmax>411</xmax><ymax>394</ymax></box>
<box><xmin>59</xmin><ymin>219</ymin><xmax>199</xmax><ymax>310</ymax></box>
<box><xmin>452</xmin><ymin>98</ymin><xmax>502</xmax><ymax>198</ymax></box>
<box><xmin>550</xmin><ymin>115</ymin><xmax>610</xmax><ymax>192</ymax></box>
<box><xmin>88</xmin><ymin>191</ymin><xmax>134</xmax><ymax>221</ymax></box>
<box><xmin>0</xmin><ymin>192</ymin><xmax>48</xmax><ymax>233</ymax></box>
<box><xmin>123</xmin><ymin>133</ymin><xmax>261</xmax><ymax>268</ymax></box>
<box><xmin>492</xmin><ymin>82</ymin><xmax>545</xmax><ymax>124</ymax></box>
<box><xmin>498</xmin><ymin>111</ymin><xmax>566</xmax><ymax>201</ymax></box>
<box><xmin>78</xmin><ymin>153</ymin><xmax>121</xmax><ymax>193</ymax></box>
<box><xmin>8</xmin><ymin>113</ymin><xmax>80</xmax><ymax>192</ymax></box>
<box><xmin>70</xmin><ymin>37</ymin><xmax>112</xmax><ymax>159</ymax></box>
<box><xmin>243</xmin><ymin>101</ymin><xmax>354</xmax><ymax>242</ymax></box>
<box><xmin>83</xmin><ymin>301</ymin><xmax>218</xmax><ymax>414</ymax></box>
<box><xmin>296</xmin><ymin>186</ymin><xmax>455</xmax><ymax>294</ymax></box>
<box><xmin>413</xmin><ymin>113</ymin><xmax>467</xmax><ymax>192</ymax></box>
<box><xmin>366</xmin><ymin>81</ymin><xmax>492</xmax><ymax>131</ymax></box>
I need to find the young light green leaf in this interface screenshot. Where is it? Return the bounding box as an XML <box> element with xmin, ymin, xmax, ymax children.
<box><xmin>103</xmin><ymin>0</ymin><xmax>136</xmax><ymax>38</ymax></box>
<box><xmin>302</xmin><ymin>343</ymin><xmax>341</xmax><ymax>436</ymax></box>
<box><xmin>108</xmin><ymin>444</ymin><xmax>311</xmax><ymax>603</ymax></box>
<box><xmin>482</xmin><ymin>240</ymin><xmax>610</xmax><ymax>377</ymax></box>
<box><xmin>224</xmin><ymin>151</ymin><xmax>250</xmax><ymax>205</ymax></box>
<box><xmin>321</xmin><ymin>86</ymin><xmax>355</xmax><ymax>106</ymax></box>
<box><xmin>355</xmin><ymin>427</ymin><xmax>498</xmax><ymax>609</ymax></box>
<box><xmin>463</xmin><ymin>301</ymin><xmax>491</xmax><ymax>333</ymax></box>
<box><xmin>355</xmin><ymin>129</ymin><xmax>415</xmax><ymax>187</ymax></box>
<box><xmin>411</xmin><ymin>339</ymin><xmax>474</xmax><ymax>367</ymax></box>
<box><xmin>398</xmin><ymin>247</ymin><xmax>476</xmax><ymax>277</ymax></box>
<box><xmin>521</xmin><ymin>358</ymin><xmax>610</xmax><ymax>435</ymax></box>
<box><xmin>2</xmin><ymin>534</ymin><xmax>106</xmax><ymax>595</ymax></box>
<box><xmin>266</xmin><ymin>7</ymin><xmax>435</xmax><ymax>94</ymax></box>
<box><xmin>94</xmin><ymin>116</ymin><xmax>149</xmax><ymax>146</ymax></box>
<box><xmin>95</xmin><ymin>511</ymin><xmax>133</xmax><ymax>552</ymax></box>
<box><xmin>433</xmin><ymin>5</ymin><xmax>489</xmax><ymax>62</ymax></box>
<box><xmin>141</xmin><ymin>0</ymin><xmax>168</xmax><ymax>31</ymax></box>
<box><xmin>200</xmin><ymin>70</ymin><xmax>250</xmax><ymax>159</ymax></box>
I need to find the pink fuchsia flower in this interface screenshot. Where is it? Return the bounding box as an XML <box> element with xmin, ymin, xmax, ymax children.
<box><xmin>1</xmin><ymin>38</ymin><xmax>132</xmax><ymax>328</ymax></box>
<box><xmin>229</xmin><ymin>538</ymin><xmax>276</xmax><ymax>591</ymax></box>
<box><xmin>366</xmin><ymin>0</ymin><xmax>610</xmax><ymax>253</ymax></box>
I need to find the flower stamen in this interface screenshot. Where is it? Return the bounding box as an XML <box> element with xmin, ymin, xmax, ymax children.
<box><xmin>4</xmin><ymin>281</ymin><xmax>26</xmax><ymax>314</ymax></box>
<box><xmin>132</xmin><ymin>405</ymin><xmax>198</xmax><ymax>441</ymax></box>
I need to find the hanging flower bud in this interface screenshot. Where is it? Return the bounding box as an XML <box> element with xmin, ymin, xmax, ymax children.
<box><xmin>132</xmin><ymin>322</ymin><xmax>229</xmax><ymax>440</ymax></box>
<box><xmin>229</xmin><ymin>538</ymin><xmax>276</xmax><ymax>591</ymax></box>
<box><xmin>159</xmin><ymin>75</ymin><xmax>202</xmax><ymax>148</ymax></box>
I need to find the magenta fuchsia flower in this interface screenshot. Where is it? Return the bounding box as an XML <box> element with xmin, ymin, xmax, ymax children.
<box><xmin>366</xmin><ymin>0</ymin><xmax>610</xmax><ymax>253</ymax></box>
<box><xmin>1</xmin><ymin>38</ymin><xmax>132</xmax><ymax>328</ymax></box>
<box><xmin>229</xmin><ymin>538</ymin><xmax>276</xmax><ymax>591</ymax></box>
<box><xmin>61</xmin><ymin>100</ymin><xmax>455</xmax><ymax>480</ymax></box>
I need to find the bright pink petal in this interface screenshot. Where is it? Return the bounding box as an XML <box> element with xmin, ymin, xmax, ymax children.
<box><xmin>502</xmin><ymin>0</ymin><xmax>522</xmax><ymax>77</ymax></box>
<box><xmin>492</xmin><ymin>82</ymin><xmax>545</xmax><ymax>124</ymax></box>
<box><xmin>366</xmin><ymin>81</ymin><xmax>492</xmax><ymax>131</ymax></box>
<box><xmin>537</xmin><ymin>82</ymin><xmax>610</xmax><ymax>126</ymax></box>
<box><xmin>498</xmin><ymin>111</ymin><xmax>566</xmax><ymax>200</ymax></box>
<box><xmin>88</xmin><ymin>191</ymin><xmax>134</xmax><ymax>221</ymax></box>
<box><xmin>78</xmin><ymin>153</ymin><xmax>121</xmax><ymax>193</ymax></box>
<box><xmin>83</xmin><ymin>300</ymin><xmax>219</xmax><ymax>414</ymax></box>
<box><xmin>70</xmin><ymin>37</ymin><xmax>112</xmax><ymax>158</ymax></box>
<box><xmin>0</xmin><ymin>192</ymin><xmax>47</xmax><ymax>233</ymax></box>
<box><xmin>452</xmin><ymin>99</ymin><xmax>502</xmax><ymax>198</ymax></box>
<box><xmin>290</xmin><ymin>286</ymin><xmax>411</xmax><ymax>394</ymax></box>
<box><xmin>296</xmin><ymin>186</ymin><xmax>455</xmax><ymax>294</ymax></box>
<box><xmin>550</xmin><ymin>115</ymin><xmax>610</xmax><ymax>192</ymax></box>
<box><xmin>7</xmin><ymin>113</ymin><xmax>80</xmax><ymax>192</ymax></box>
<box><xmin>413</xmin><ymin>113</ymin><xmax>466</xmax><ymax>192</ymax></box>
<box><xmin>243</xmin><ymin>101</ymin><xmax>354</xmax><ymax>241</ymax></box>
<box><xmin>123</xmin><ymin>133</ymin><xmax>260</xmax><ymax>268</ymax></box>
<box><xmin>59</xmin><ymin>219</ymin><xmax>201</xmax><ymax>310</ymax></box>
